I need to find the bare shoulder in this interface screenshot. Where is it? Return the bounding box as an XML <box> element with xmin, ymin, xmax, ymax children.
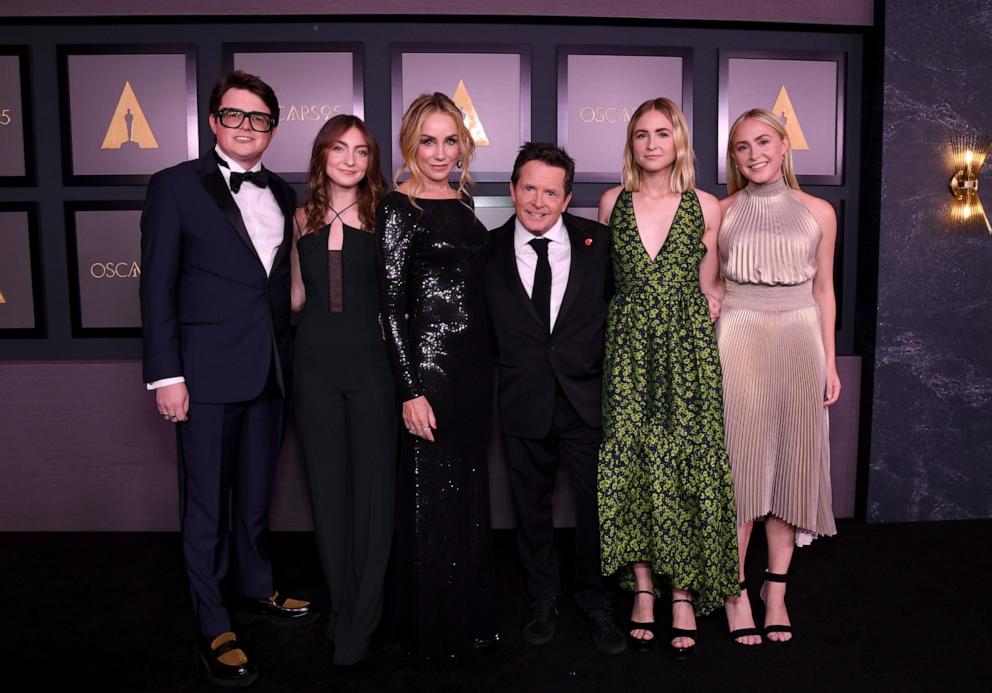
<box><xmin>718</xmin><ymin>190</ymin><xmax>741</xmax><ymax>213</ymax></box>
<box><xmin>795</xmin><ymin>190</ymin><xmax>836</xmax><ymax>228</ymax></box>
<box><xmin>694</xmin><ymin>187</ymin><xmax>719</xmax><ymax>210</ymax></box>
<box><xmin>292</xmin><ymin>207</ymin><xmax>308</xmax><ymax>239</ymax></box>
<box><xmin>598</xmin><ymin>185</ymin><xmax>623</xmax><ymax>211</ymax></box>
<box><xmin>597</xmin><ymin>185</ymin><xmax>624</xmax><ymax>225</ymax></box>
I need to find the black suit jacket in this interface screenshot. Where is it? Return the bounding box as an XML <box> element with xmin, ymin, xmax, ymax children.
<box><xmin>139</xmin><ymin>151</ymin><xmax>296</xmax><ymax>404</ymax></box>
<box><xmin>485</xmin><ymin>212</ymin><xmax>612</xmax><ymax>438</ymax></box>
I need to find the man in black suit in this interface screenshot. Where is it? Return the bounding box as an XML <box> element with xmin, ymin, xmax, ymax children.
<box><xmin>485</xmin><ymin>142</ymin><xmax>625</xmax><ymax>655</ymax></box>
<box><xmin>140</xmin><ymin>71</ymin><xmax>315</xmax><ymax>687</ymax></box>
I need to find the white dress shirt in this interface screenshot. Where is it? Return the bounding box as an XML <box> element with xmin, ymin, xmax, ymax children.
<box><xmin>214</xmin><ymin>145</ymin><xmax>284</xmax><ymax>277</ymax></box>
<box><xmin>514</xmin><ymin>214</ymin><xmax>571</xmax><ymax>331</ymax></box>
<box><xmin>147</xmin><ymin>147</ymin><xmax>284</xmax><ymax>390</ymax></box>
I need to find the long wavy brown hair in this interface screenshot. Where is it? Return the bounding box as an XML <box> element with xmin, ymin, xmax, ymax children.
<box><xmin>302</xmin><ymin>115</ymin><xmax>385</xmax><ymax>234</ymax></box>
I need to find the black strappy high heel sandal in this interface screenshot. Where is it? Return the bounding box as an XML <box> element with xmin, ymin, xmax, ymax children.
<box><xmin>728</xmin><ymin>580</ymin><xmax>762</xmax><ymax>644</ymax></box>
<box><xmin>670</xmin><ymin>597</ymin><xmax>696</xmax><ymax>659</ymax></box>
<box><xmin>761</xmin><ymin>571</ymin><xmax>793</xmax><ymax>642</ymax></box>
<box><xmin>628</xmin><ymin>590</ymin><xmax>657</xmax><ymax>651</ymax></box>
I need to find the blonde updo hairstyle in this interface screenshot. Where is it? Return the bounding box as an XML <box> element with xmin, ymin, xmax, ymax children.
<box><xmin>726</xmin><ymin>108</ymin><xmax>800</xmax><ymax>195</ymax></box>
<box><xmin>621</xmin><ymin>97</ymin><xmax>696</xmax><ymax>194</ymax></box>
<box><xmin>394</xmin><ymin>92</ymin><xmax>475</xmax><ymax>207</ymax></box>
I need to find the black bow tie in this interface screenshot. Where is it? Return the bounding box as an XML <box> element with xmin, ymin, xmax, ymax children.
<box><xmin>228</xmin><ymin>168</ymin><xmax>269</xmax><ymax>193</ymax></box>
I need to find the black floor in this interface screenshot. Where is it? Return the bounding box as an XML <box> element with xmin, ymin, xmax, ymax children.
<box><xmin>3</xmin><ymin>520</ymin><xmax>989</xmax><ymax>692</ymax></box>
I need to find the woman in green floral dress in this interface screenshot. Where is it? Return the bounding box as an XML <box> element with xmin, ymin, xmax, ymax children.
<box><xmin>597</xmin><ymin>98</ymin><xmax>740</xmax><ymax>658</ymax></box>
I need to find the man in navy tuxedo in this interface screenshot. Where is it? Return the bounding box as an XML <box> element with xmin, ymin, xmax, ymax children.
<box><xmin>140</xmin><ymin>71</ymin><xmax>314</xmax><ymax>687</ymax></box>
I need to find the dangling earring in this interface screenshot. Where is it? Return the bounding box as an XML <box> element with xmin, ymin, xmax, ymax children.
<box><xmin>456</xmin><ymin>158</ymin><xmax>463</xmax><ymax>170</ymax></box>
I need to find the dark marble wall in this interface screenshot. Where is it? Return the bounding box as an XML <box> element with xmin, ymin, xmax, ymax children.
<box><xmin>868</xmin><ymin>0</ymin><xmax>992</xmax><ymax>521</ymax></box>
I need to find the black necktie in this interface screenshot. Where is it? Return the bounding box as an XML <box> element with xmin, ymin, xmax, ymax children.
<box><xmin>228</xmin><ymin>169</ymin><xmax>269</xmax><ymax>194</ymax></box>
<box><xmin>529</xmin><ymin>237</ymin><xmax>552</xmax><ymax>330</ymax></box>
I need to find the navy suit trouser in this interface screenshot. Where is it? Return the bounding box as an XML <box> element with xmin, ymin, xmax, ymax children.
<box><xmin>176</xmin><ymin>377</ymin><xmax>284</xmax><ymax>638</ymax></box>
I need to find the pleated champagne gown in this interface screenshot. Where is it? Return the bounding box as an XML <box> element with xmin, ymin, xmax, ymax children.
<box><xmin>715</xmin><ymin>177</ymin><xmax>837</xmax><ymax>543</ymax></box>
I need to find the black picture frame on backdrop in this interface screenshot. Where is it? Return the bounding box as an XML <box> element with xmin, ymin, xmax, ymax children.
<box><xmin>65</xmin><ymin>201</ymin><xmax>144</xmax><ymax>337</ymax></box>
<box><xmin>390</xmin><ymin>44</ymin><xmax>531</xmax><ymax>182</ymax></box>
<box><xmin>557</xmin><ymin>45</ymin><xmax>694</xmax><ymax>183</ymax></box>
<box><xmin>718</xmin><ymin>49</ymin><xmax>846</xmax><ymax>186</ymax></box>
<box><xmin>222</xmin><ymin>42</ymin><xmax>365</xmax><ymax>183</ymax></box>
<box><xmin>473</xmin><ymin>196</ymin><xmax>514</xmax><ymax>231</ymax></box>
<box><xmin>473</xmin><ymin>196</ymin><xmax>601</xmax><ymax>231</ymax></box>
<box><xmin>0</xmin><ymin>202</ymin><xmax>45</xmax><ymax>337</ymax></box>
<box><xmin>565</xmin><ymin>203</ymin><xmax>600</xmax><ymax>223</ymax></box>
<box><xmin>0</xmin><ymin>46</ymin><xmax>36</xmax><ymax>187</ymax></box>
<box><xmin>57</xmin><ymin>44</ymin><xmax>198</xmax><ymax>186</ymax></box>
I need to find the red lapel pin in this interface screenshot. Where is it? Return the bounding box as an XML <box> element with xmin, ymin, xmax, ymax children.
<box><xmin>584</xmin><ymin>238</ymin><xmax>593</xmax><ymax>246</ymax></box>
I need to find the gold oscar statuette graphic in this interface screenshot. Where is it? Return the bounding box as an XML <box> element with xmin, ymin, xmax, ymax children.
<box><xmin>101</xmin><ymin>81</ymin><xmax>160</xmax><ymax>150</ymax></box>
<box><xmin>770</xmin><ymin>86</ymin><xmax>809</xmax><ymax>151</ymax></box>
<box><xmin>452</xmin><ymin>80</ymin><xmax>490</xmax><ymax>147</ymax></box>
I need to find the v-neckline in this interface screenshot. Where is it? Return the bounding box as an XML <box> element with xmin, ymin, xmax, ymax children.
<box><xmin>630</xmin><ymin>191</ymin><xmax>684</xmax><ymax>263</ymax></box>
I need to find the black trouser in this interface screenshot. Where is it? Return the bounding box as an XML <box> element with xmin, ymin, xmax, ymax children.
<box><xmin>502</xmin><ymin>385</ymin><xmax>611</xmax><ymax>613</ymax></box>
<box><xmin>294</xmin><ymin>347</ymin><xmax>397</xmax><ymax>665</ymax></box>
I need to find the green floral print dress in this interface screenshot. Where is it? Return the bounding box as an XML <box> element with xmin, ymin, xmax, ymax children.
<box><xmin>598</xmin><ymin>189</ymin><xmax>740</xmax><ymax>615</ymax></box>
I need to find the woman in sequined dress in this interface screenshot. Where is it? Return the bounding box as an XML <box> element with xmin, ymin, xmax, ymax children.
<box><xmin>290</xmin><ymin>115</ymin><xmax>396</xmax><ymax>666</ymax></box>
<box><xmin>377</xmin><ymin>92</ymin><xmax>496</xmax><ymax>660</ymax></box>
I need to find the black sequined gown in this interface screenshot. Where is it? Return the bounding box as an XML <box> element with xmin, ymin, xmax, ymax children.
<box><xmin>376</xmin><ymin>190</ymin><xmax>497</xmax><ymax>660</ymax></box>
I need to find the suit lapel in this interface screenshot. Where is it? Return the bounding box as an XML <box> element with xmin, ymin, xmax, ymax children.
<box><xmin>197</xmin><ymin>154</ymin><xmax>260</xmax><ymax>263</ymax></box>
<box><xmin>554</xmin><ymin>215</ymin><xmax>592</xmax><ymax>332</ymax></box>
<box><xmin>494</xmin><ymin>221</ymin><xmax>543</xmax><ymax>327</ymax></box>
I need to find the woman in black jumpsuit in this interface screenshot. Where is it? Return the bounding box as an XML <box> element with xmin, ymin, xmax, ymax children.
<box><xmin>291</xmin><ymin>115</ymin><xmax>396</xmax><ymax>666</ymax></box>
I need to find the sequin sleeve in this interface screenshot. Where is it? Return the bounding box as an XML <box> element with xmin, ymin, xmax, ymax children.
<box><xmin>376</xmin><ymin>193</ymin><xmax>423</xmax><ymax>401</ymax></box>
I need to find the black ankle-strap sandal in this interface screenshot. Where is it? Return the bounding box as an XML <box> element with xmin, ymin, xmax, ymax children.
<box><xmin>670</xmin><ymin>597</ymin><xmax>697</xmax><ymax>659</ymax></box>
<box><xmin>728</xmin><ymin>580</ymin><xmax>761</xmax><ymax>643</ymax></box>
<box><xmin>628</xmin><ymin>590</ymin><xmax>657</xmax><ymax>651</ymax></box>
<box><xmin>761</xmin><ymin>571</ymin><xmax>793</xmax><ymax>642</ymax></box>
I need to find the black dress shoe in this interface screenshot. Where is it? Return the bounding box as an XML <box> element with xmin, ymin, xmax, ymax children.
<box><xmin>197</xmin><ymin>633</ymin><xmax>258</xmax><ymax>688</ymax></box>
<box><xmin>237</xmin><ymin>592</ymin><xmax>320</xmax><ymax>626</ymax></box>
<box><xmin>585</xmin><ymin>607</ymin><xmax>627</xmax><ymax>655</ymax></box>
<box><xmin>523</xmin><ymin>597</ymin><xmax>559</xmax><ymax>645</ymax></box>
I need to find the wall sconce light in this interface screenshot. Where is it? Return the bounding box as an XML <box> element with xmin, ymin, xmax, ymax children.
<box><xmin>949</xmin><ymin>136</ymin><xmax>991</xmax><ymax>233</ymax></box>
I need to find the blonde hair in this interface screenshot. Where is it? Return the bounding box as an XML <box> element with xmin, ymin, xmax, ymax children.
<box><xmin>621</xmin><ymin>97</ymin><xmax>696</xmax><ymax>194</ymax></box>
<box><xmin>394</xmin><ymin>92</ymin><xmax>475</xmax><ymax>207</ymax></box>
<box><xmin>726</xmin><ymin>108</ymin><xmax>800</xmax><ymax>195</ymax></box>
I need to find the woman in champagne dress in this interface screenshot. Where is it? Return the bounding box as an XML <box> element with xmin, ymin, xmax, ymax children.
<box><xmin>717</xmin><ymin>108</ymin><xmax>840</xmax><ymax>646</ymax></box>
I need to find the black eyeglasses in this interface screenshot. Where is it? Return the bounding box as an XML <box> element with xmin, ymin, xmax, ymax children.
<box><xmin>214</xmin><ymin>108</ymin><xmax>277</xmax><ymax>133</ymax></box>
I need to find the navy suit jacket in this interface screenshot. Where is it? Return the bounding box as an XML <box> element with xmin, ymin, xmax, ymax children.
<box><xmin>484</xmin><ymin>212</ymin><xmax>612</xmax><ymax>439</ymax></box>
<box><xmin>140</xmin><ymin>151</ymin><xmax>296</xmax><ymax>404</ymax></box>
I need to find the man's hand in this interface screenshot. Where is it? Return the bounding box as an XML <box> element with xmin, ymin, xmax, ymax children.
<box><xmin>156</xmin><ymin>382</ymin><xmax>190</xmax><ymax>423</ymax></box>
